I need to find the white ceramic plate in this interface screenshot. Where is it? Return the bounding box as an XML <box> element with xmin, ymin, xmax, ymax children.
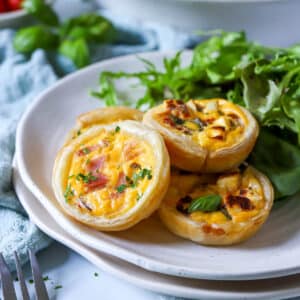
<box><xmin>13</xmin><ymin>158</ymin><xmax>300</xmax><ymax>300</ymax></box>
<box><xmin>16</xmin><ymin>51</ymin><xmax>300</xmax><ymax>281</ymax></box>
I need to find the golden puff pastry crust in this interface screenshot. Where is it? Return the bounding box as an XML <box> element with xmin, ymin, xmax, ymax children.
<box><xmin>65</xmin><ymin>107</ymin><xmax>143</xmax><ymax>144</ymax></box>
<box><xmin>53</xmin><ymin>120</ymin><xmax>170</xmax><ymax>231</ymax></box>
<box><xmin>143</xmin><ymin>99</ymin><xmax>259</xmax><ymax>172</ymax></box>
<box><xmin>159</xmin><ymin>166</ymin><xmax>274</xmax><ymax>246</ymax></box>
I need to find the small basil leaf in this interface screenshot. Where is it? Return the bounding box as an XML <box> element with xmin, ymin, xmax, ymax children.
<box><xmin>59</xmin><ymin>13</ymin><xmax>116</xmax><ymax>43</ymax></box>
<box><xmin>59</xmin><ymin>38</ymin><xmax>90</xmax><ymax>68</ymax></box>
<box><xmin>188</xmin><ymin>194</ymin><xmax>222</xmax><ymax>213</ymax></box>
<box><xmin>13</xmin><ymin>26</ymin><xmax>59</xmax><ymax>53</ymax></box>
<box><xmin>22</xmin><ymin>0</ymin><xmax>59</xmax><ymax>26</ymax></box>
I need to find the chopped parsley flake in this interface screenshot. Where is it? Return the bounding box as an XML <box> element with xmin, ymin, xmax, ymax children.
<box><xmin>116</xmin><ymin>184</ymin><xmax>127</xmax><ymax>193</ymax></box>
<box><xmin>76</xmin><ymin>172</ymin><xmax>97</xmax><ymax>184</ymax></box>
<box><xmin>131</xmin><ymin>168</ymin><xmax>152</xmax><ymax>187</ymax></box>
<box><xmin>137</xmin><ymin>193</ymin><xmax>143</xmax><ymax>201</ymax></box>
<box><xmin>43</xmin><ymin>276</ymin><xmax>49</xmax><ymax>281</ymax></box>
<box><xmin>82</xmin><ymin>147</ymin><xmax>91</xmax><ymax>154</ymax></box>
<box><xmin>64</xmin><ymin>185</ymin><xmax>74</xmax><ymax>202</ymax></box>
<box><xmin>29</xmin><ymin>279</ymin><xmax>34</xmax><ymax>284</ymax></box>
<box><xmin>94</xmin><ymin>272</ymin><xmax>99</xmax><ymax>277</ymax></box>
<box><xmin>54</xmin><ymin>285</ymin><xmax>63</xmax><ymax>290</ymax></box>
<box><xmin>77</xmin><ymin>130</ymin><xmax>82</xmax><ymax>136</ymax></box>
<box><xmin>115</xmin><ymin>169</ymin><xmax>152</xmax><ymax>192</ymax></box>
<box><xmin>115</xmin><ymin>126</ymin><xmax>121</xmax><ymax>133</ymax></box>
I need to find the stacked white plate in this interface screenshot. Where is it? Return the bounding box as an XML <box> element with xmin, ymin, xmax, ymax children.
<box><xmin>14</xmin><ymin>51</ymin><xmax>300</xmax><ymax>299</ymax></box>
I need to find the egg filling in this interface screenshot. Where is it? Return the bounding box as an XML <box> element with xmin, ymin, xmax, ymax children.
<box><xmin>164</xmin><ymin>166</ymin><xmax>265</xmax><ymax>226</ymax></box>
<box><xmin>155</xmin><ymin>99</ymin><xmax>248</xmax><ymax>150</ymax></box>
<box><xmin>63</xmin><ymin>126</ymin><xmax>155</xmax><ymax>219</ymax></box>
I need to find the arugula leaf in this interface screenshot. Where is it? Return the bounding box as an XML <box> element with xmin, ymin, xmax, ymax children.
<box><xmin>59</xmin><ymin>38</ymin><xmax>90</xmax><ymax>68</ymax></box>
<box><xmin>239</xmin><ymin>62</ymin><xmax>281</xmax><ymax>121</ymax></box>
<box><xmin>249</xmin><ymin>128</ymin><xmax>300</xmax><ymax>198</ymax></box>
<box><xmin>22</xmin><ymin>0</ymin><xmax>59</xmax><ymax>26</ymax></box>
<box><xmin>13</xmin><ymin>26</ymin><xmax>59</xmax><ymax>53</ymax></box>
<box><xmin>188</xmin><ymin>194</ymin><xmax>222</xmax><ymax>213</ymax></box>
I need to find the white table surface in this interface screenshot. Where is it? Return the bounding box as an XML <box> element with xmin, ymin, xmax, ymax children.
<box><xmin>18</xmin><ymin>242</ymin><xmax>169</xmax><ymax>300</ymax></box>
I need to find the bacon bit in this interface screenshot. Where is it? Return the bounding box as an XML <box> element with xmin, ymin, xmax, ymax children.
<box><xmin>210</xmin><ymin>135</ymin><xmax>224</xmax><ymax>140</ymax></box>
<box><xmin>86</xmin><ymin>156</ymin><xmax>106</xmax><ymax>173</ymax></box>
<box><xmin>227</xmin><ymin>113</ymin><xmax>239</xmax><ymax>119</ymax></box>
<box><xmin>116</xmin><ymin>172</ymin><xmax>126</xmax><ymax>187</ymax></box>
<box><xmin>85</xmin><ymin>173</ymin><xmax>108</xmax><ymax>191</ymax></box>
<box><xmin>211</xmin><ymin>126</ymin><xmax>226</xmax><ymax>131</ymax></box>
<box><xmin>165</xmin><ymin>99</ymin><xmax>183</xmax><ymax>110</ymax></box>
<box><xmin>130</xmin><ymin>162</ymin><xmax>141</xmax><ymax>169</ymax></box>
<box><xmin>194</xmin><ymin>102</ymin><xmax>204</xmax><ymax>112</ymax></box>
<box><xmin>163</xmin><ymin>116</ymin><xmax>175</xmax><ymax>127</ymax></box>
<box><xmin>77</xmin><ymin>197</ymin><xmax>93</xmax><ymax>211</ymax></box>
<box><xmin>77</xmin><ymin>145</ymin><xmax>99</xmax><ymax>156</ymax></box>
<box><xmin>203</xmin><ymin>117</ymin><xmax>216</xmax><ymax>124</ymax></box>
<box><xmin>124</xmin><ymin>141</ymin><xmax>143</xmax><ymax>161</ymax></box>
<box><xmin>165</xmin><ymin>99</ymin><xmax>190</xmax><ymax>118</ymax></box>
<box><xmin>239</xmin><ymin>189</ymin><xmax>248</xmax><ymax>196</ymax></box>
<box><xmin>226</xmin><ymin>195</ymin><xmax>254</xmax><ymax>210</ymax></box>
<box><xmin>110</xmin><ymin>191</ymin><xmax>120</xmax><ymax>199</ymax></box>
<box><xmin>176</xmin><ymin>196</ymin><xmax>192</xmax><ymax>215</ymax></box>
<box><xmin>202</xmin><ymin>224</ymin><xmax>225</xmax><ymax>236</ymax></box>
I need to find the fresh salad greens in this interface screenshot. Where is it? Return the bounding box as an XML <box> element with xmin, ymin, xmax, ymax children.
<box><xmin>92</xmin><ymin>31</ymin><xmax>300</xmax><ymax>200</ymax></box>
<box><xmin>13</xmin><ymin>0</ymin><xmax>116</xmax><ymax>68</ymax></box>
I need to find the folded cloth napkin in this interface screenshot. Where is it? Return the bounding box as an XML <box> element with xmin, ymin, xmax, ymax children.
<box><xmin>0</xmin><ymin>6</ymin><xmax>199</xmax><ymax>271</ymax></box>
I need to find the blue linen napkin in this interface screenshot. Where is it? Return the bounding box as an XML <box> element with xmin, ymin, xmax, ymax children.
<box><xmin>0</xmin><ymin>8</ymin><xmax>198</xmax><ymax>271</ymax></box>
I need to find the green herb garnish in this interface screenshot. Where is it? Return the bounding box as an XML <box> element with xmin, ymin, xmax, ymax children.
<box><xmin>54</xmin><ymin>285</ymin><xmax>63</xmax><ymax>290</ymax></box>
<box><xmin>76</xmin><ymin>172</ymin><xmax>97</xmax><ymax>184</ymax></box>
<box><xmin>43</xmin><ymin>276</ymin><xmax>49</xmax><ymax>281</ymax></box>
<box><xmin>116</xmin><ymin>184</ymin><xmax>127</xmax><ymax>193</ymax></box>
<box><xmin>82</xmin><ymin>147</ymin><xmax>91</xmax><ymax>155</ymax></box>
<box><xmin>188</xmin><ymin>194</ymin><xmax>222</xmax><ymax>213</ymax></box>
<box><xmin>94</xmin><ymin>272</ymin><xmax>99</xmax><ymax>277</ymax></box>
<box><xmin>29</xmin><ymin>279</ymin><xmax>34</xmax><ymax>284</ymax></box>
<box><xmin>115</xmin><ymin>126</ymin><xmax>121</xmax><ymax>133</ymax></box>
<box><xmin>131</xmin><ymin>168</ymin><xmax>152</xmax><ymax>187</ymax></box>
<box><xmin>64</xmin><ymin>184</ymin><xmax>74</xmax><ymax>202</ymax></box>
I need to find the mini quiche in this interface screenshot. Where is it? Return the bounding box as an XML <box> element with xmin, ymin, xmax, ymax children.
<box><xmin>143</xmin><ymin>99</ymin><xmax>259</xmax><ymax>172</ymax></box>
<box><xmin>53</xmin><ymin>120</ymin><xmax>170</xmax><ymax>231</ymax></box>
<box><xmin>159</xmin><ymin>166</ymin><xmax>274</xmax><ymax>245</ymax></box>
<box><xmin>65</xmin><ymin>106</ymin><xmax>143</xmax><ymax>144</ymax></box>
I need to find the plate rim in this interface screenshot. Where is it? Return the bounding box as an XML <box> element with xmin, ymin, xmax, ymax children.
<box><xmin>15</xmin><ymin>50</ymin><xmax>300</xmax><ymax>281</ymax></box>
<box><xmin>13</xmin><ymin>157</ymin><xmax>300</xmax><ymax>300</ymax></box>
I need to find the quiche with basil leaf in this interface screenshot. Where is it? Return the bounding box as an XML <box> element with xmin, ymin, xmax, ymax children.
<box><xmin>143</xmin><ymin>99</ymin><xmax>259</xmax><ymax>172</ymax></box>
<box><xmin>53</xmin><ymin>119</ymin><xmax>170</xmax><ymax>231</ymax></box>
<box><xmin>159</xmin><ymin>166</ymin><xmax>274</xmax><ymax>245</ymax></box>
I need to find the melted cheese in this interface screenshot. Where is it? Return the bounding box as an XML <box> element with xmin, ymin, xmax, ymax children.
<box><xmin>156</xmin><ymin>99</ymin><xmax>248</xmax><ymax>150</ymax></box>
<box><xmin>65</xmin><ymin>128</ymin><xmax>155</xmax><ymax>218</ymax></box>
<box><xmin>165</xmin><ymin>168</ymin><xmax>265</xmax><ymax>225</ymax></box>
